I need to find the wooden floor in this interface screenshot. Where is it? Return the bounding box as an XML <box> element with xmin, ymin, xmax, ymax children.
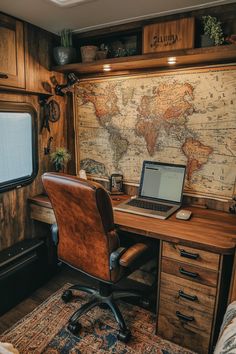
<box><xmin>0</xmin><ymin>265</ymin><xmax>95</xmax><ymax>334</ymax></box>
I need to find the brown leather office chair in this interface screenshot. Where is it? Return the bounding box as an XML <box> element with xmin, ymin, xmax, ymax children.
<box><xmin>42</xmin><ymin>173</ymin><xmax>150</xmax><ymax>342</ymax></box>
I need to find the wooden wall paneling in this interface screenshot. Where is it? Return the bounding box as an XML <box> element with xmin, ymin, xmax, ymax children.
<box><xmin>24</xmin><ymin>22</ymin><xmax>65</xmax><ymax>95</ymax></box>
<box><xmin>0</xmin><ymin>16</ymin><xmax>73</xmax><ymax>251</ymax></box>
<box><xmin>0</xmin><ymin>93</ymin><xmax>37</xmax><ymax>250</ymax></box>
<box><xmin>40</xmin><ymin>94</ymin><xmax>68</xmax><ymax>173</ymax></box>
<box><xmin>0</xmin><ymin>90</ymin><xmax>67</xmax><ymax>251</ymax></box>
<box><xmin>66</xmin><ymin>91</ymin><xmax>76</xmax><ymax>175</ymax></box>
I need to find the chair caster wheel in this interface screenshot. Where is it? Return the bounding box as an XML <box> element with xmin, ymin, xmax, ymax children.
<box><xmin>68</xmin><ymin>322</ymin><xmax>81</xmax><ymax>335</ymax></box>
<box><xmin>117</xmin><ymin>329</ymin><xmax>131</xmax><ymax>343</ymax></box>
<box><xmin>62</xmin><ymin>290</ymin><xmax>73</xmax><ymax>303</ymax></box>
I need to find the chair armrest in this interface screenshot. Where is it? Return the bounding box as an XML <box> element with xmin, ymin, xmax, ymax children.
<box><xmin>51</xmin><ymin>223</ymin><xmax>58</xmax><ymax>245</ymax></box>
<box><xmin>110</xmin><ymin>247</ymin><xmax>126</xmax><ymax>270</ymax></box>
<box><xmin>119</xmin><ymin>243</ymin><xmax>149</xmax><ymax>268</ymax></box>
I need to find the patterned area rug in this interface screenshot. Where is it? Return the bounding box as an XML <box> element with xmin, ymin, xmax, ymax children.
<box><xmin>0</xmin><ymin>284</ymin><xmax>195</xmax><ymax>354</ymax></box>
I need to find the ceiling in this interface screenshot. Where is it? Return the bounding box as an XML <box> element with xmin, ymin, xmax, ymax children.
<box><xmin>0</xmin><ymin>0</ymin><xmax>234</xmax><ymax>34</ymax></box>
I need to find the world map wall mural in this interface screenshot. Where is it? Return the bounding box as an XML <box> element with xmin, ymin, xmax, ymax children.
<box><xmin>75</xmin><ymin>66</ymin><xmax>236</xmax><ymax>200</ymax></box>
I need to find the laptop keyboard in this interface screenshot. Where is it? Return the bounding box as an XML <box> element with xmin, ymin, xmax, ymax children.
<box><xmin>127</xmin><ymin>199</ymin><xmax>172</xmax><ymax>212</ymax></box>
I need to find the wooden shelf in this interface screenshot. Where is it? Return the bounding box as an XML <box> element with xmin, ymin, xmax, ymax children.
<box><xmin>53</xmin><ymin>45</ymin><xmax>236</xmax><ymax>76</ymax></box>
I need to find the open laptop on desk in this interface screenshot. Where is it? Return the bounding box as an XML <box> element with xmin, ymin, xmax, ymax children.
<box><xmin>113</xmin><ymin>161</ymin><xmax>186</xmax><ymax>219</ymax></box>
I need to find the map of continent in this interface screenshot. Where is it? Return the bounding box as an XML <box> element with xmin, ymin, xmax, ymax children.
<box><xmin>76</xmin><ymin>67</ymin><xmax>236</xmax><ymax>200</ymax></box>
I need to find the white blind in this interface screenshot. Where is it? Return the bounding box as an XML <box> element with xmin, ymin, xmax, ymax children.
<box><xmin>0</xmin><ymin>112</ymin><xmax>33</xmax><ymax>184</ymax></box>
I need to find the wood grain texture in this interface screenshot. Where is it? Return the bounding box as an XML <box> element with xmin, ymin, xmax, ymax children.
<box><xmin>160</xmin><ymin>272</ymin><xmax>216</xmax><ymax>314</ymax></box>
<box><xmin>158</xmin><ymin>298</ymin><xmax>211</xmax><ymax>353</ymax></box>
<box><xmin>53</xmin><ymin>46</ymin><xmax>236</xmax><ymax>76</ymax></box>
<box><xmin>24</xmin><ymin>23</ymin><xmax>65</xmax><ymax>95</ymax></box>
<box><xmin>161</xmin><ymin>257</ymin><xmax>218</xmax><ymax>287</ymax></box>
<box><xmin>30</xmin><ymin>203</ymin><xmax>56</xmax><ymax>224</ymax></box>
<box><xmin>114</xmin><ymin>208</ymin><xmax>236</xmax><ymax>255</ymax></box>
<box><xmin>0</xmin><ymin>27</ymin><xmax>16</xmax><ymax>75</ymax></box>
<box><xmin>142</xmin><ymin>18</ymin><xmax>195</xmax><ymax>54</ymax></box>
<box><xmin>162</xmin><ymin>241</ymin><xmax>220</xmax><ymax>271</ymax></box>
<box><xmin>28</xmin><ymin>195</ymin><xmax>236</xmax><ymax>255</ymax></box>
<box><xmin>0</xmin><ymin>37</ymin><xmax>68</xmax><ymax>252</ymax></box>
<box><xmin>66</xmin><ymin>92</ymin><xmax>77</xmax><ymax>175</ymax></box>
<box><xmin>0</xmin><ymin>14</ymin><xmax>25</xmax><ymax>88</ymax></box>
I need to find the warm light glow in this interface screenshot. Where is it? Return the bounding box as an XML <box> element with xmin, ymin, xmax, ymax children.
<box><xmin>103</xmin><ymin>64</ymin><xmax>111</xmax><ymax>72</ymax></box>
<box><xmin>167</xmin><ymin>57</ymin><xmax>176</xmax><ymax>65</ymax></box>
<box><xmin>46</xmin><ymin>0</ymin><xmax>97</xmax><ymax>7</ymax></box>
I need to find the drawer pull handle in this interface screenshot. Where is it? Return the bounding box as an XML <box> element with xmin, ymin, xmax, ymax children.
<box><xmin>179</xmin><ymin>267</ymin><xmax>199</xmax><ymax>278</ymax></box>
<box><xmin>179</xmin><ymin>290</ymin><xmax>198</xmax><ymax>302</ymax></box>
<box><xmin>0</xmin><ymin>72</ymin><xmax>8</xmax><ymax>79</ymax></box>
<box><xmin>180</xmin><ymin>249</ymin><xmax>199</xmax><ymax>260</ymax></box>
<box><xmin>176</xmin><ymin>311</ymin><xmax>194</xmax><ymax>322</ymax></box>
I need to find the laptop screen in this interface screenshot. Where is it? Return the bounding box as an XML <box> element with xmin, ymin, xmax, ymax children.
<box><xmin>139</xmin><ymin>161</ymin><xmax>186</xmax><ymax>203</ymax></box>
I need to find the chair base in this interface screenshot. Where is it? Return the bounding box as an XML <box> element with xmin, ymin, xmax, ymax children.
<box><xmin>61</xmin><ymin>283</ymin><xmax>143</xmax><ymax>343</ymax></box>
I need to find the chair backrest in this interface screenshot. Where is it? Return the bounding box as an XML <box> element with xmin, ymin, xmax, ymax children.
<box><xmin>42</xmin><ymin>173</ymin><xmax>119</xmax><ymax>282</ymax></box>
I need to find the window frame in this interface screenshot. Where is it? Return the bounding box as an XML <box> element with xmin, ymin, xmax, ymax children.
<box><xmin>0</xmin><ymin>101</ymin><xmax>38</xmax><ymax>193</ymax></box>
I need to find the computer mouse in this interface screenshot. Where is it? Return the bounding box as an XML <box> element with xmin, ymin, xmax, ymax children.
<box><xmin>176</xmin><ymin>209</ymin><xmax>192</xmax><ymax>220</ymax></box>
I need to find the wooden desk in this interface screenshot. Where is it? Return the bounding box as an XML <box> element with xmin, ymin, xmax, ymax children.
<box><xmin>29</xmin><ymin>194</ymin><xmax>236</xmax><ymax>254</ymax></box>
<box><xmin>29</xmin><ymin>194</ymin><xmax>236</xmax><ymax>353</ymax></box>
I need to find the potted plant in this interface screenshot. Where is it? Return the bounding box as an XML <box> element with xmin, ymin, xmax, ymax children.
<box><xmin>53</xmin><ymin>29</ymin><xmax>76</xmax><ymax>65</ymax></box>
<box><xmin>50</xmin><ymin>147</ymin><xmax>71</xmax><ymax>172</ymax></box>
<box><xmin>201</xmin><ymin>15</ymin><xmax>224</xmax><ymax>47</ymax></box>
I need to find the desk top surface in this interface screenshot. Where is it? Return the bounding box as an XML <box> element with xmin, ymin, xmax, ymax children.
<box><xmin>29</xmin><ymin>194</ymin><xmax>236</xmax><ymax>255</ymax></box>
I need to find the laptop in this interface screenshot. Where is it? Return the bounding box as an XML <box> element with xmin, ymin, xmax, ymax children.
<box><xmin>113</xmin><ymin>161</ymin><xmax>186</xmax><ymax>219</ymax></box>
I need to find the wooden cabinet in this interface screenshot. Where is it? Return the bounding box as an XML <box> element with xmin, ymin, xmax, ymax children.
<box><xmin>0</xmin><ymin>13</ymin><xmax>25</xmax><ymax>88</ymax></box>
<box><xmin>162</xmin><ymin>242</ymin><xmax>220</xmax><ymax>271</ymax></box>
<box><xmin>157</xmin><ymin>241</ymin><xmax>229</xmax><ymax>353</ymax></box>
<box><xmin>0</xmin><ymin>14</ymin><xmax>63</xmax><ymax>94</ymax></box>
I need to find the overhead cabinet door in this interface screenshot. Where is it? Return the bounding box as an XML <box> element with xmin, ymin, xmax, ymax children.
<box><xmin>0</xmin><ymin>13</ymin><xmax>25</xmax><ymax>88</ymax></box>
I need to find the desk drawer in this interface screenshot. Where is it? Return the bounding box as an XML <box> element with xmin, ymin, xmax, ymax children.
<box><xmin>158</xmin><ymin>299</ymin><xmax>211</xmax><ymax>353</ymax></box>
<box><xmin>160</xmin><ymin>272</ymin><xmax>216</xmax><ymax>314</ymax></box>
<box><xmin>162</xmin><ymin>257</ymin><xmax>218</xmax><ymax>287</ymax></box>
<box><xmin>162</xmin><ymin>241</ymin><xmax>220</xmax><ymax>271</ymax></box>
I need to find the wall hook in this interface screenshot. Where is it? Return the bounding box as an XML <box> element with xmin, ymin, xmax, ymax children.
<box><xmin>44</xmin><ymin>136</ymin><xmax>53</xmax><ymax>155</ymax></box>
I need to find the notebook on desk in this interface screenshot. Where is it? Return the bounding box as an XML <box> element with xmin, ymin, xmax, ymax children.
<box><xmin>113</xmin><ymin>161</ymin><xmax>186</xmax><ymax>219</ymax></box>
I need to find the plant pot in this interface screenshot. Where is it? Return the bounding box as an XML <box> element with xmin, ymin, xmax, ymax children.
<box><xmin>200</xmin><ymin>35</ymin><xmax>215</xmax><ymax>48</ymax></box>
<box><xmin>53</xmin><ymin>47</ymin><xmax>76</xmax><ymax>65</ymax></box>
<box><xmin>80</xmin><ymin>46</ymin><xmax>98</xmax><ymax>63</ymax></box>
<box><xmin>96</xmin><ymin>50</ymin><xmax>108</xmax><ymax>60</ymax></box>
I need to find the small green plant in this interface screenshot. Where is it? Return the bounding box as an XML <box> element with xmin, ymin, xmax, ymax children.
<box><xmin>50</xmin><ymin>147</ymin><xmax>71</xmax><ymax>172</ymax></box>
<box><xmin>60</xmin><ymin>29</ymin><xmax>73</xmax><ymax>48</ymax></box>
<box><xmin>202</xmin><ymin>15</ymin><xmax>224</xmax><ymax>45</ymax></box>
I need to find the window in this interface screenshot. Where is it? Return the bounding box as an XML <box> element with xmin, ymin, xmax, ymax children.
<box><xmin>0</xmin><ymin>102</ymin><xmax>38</xmax><ymax>192</ymax></box>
